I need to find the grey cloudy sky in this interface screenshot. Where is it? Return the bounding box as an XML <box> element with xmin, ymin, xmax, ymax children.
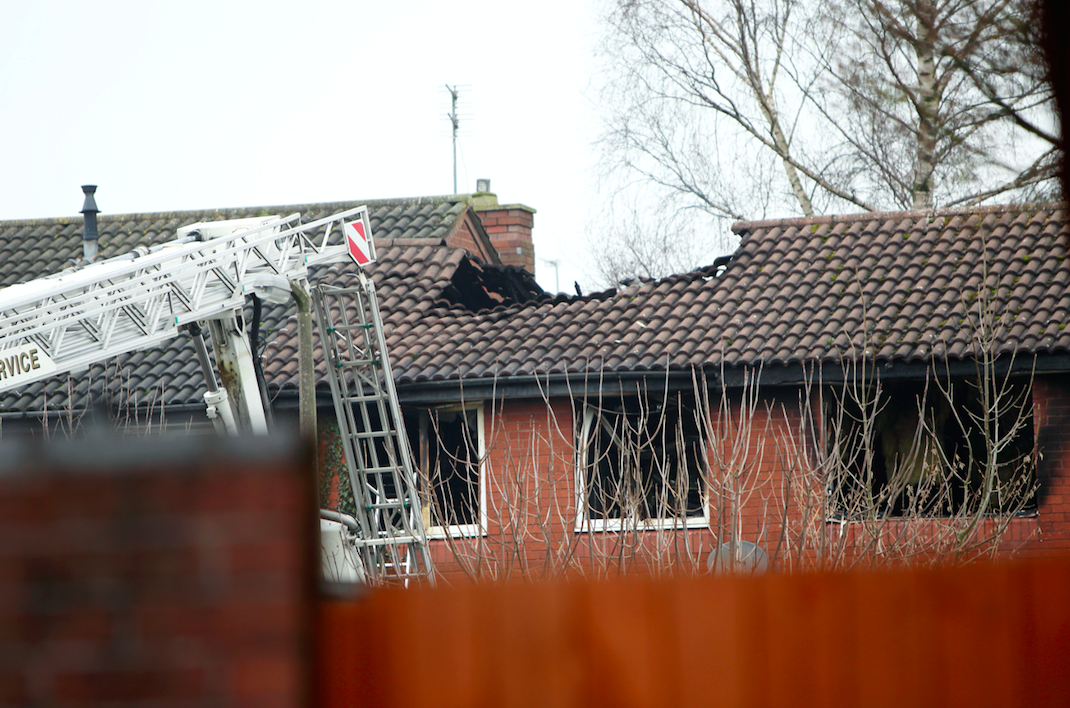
<box><xmin>0</xmin><ymin>0</ymin><xmax>603</xmax><ymax>292</ymax></box>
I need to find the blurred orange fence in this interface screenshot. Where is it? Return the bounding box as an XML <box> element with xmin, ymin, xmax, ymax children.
<box><xmin>318</xmin><ymin>557</ymin><xmax>1070</xmax><ymax>708</ymax></box>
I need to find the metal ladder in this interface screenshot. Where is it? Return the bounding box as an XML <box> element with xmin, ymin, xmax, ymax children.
<box><xmin>312</xmin><ymin>271</ymin><xmax>434</xmax><ymax>585</ymax></box>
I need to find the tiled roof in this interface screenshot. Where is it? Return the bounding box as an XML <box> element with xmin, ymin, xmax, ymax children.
<box><xmin>6</xmin><ymin>201</ymin><xmax>1067</xmax><ymax>419</ymax></box>
<box><xmin>0</xmin><ymin>197</ymin><xmax>474</xmax><ymax>416</ymax></box>
<box><xmin>722</xmin><ymin>206</ymin><xmax>1070</xmax><ymax>366</ymax></box>
<box><xmin>357</xmin><ymin>204</ymin><xmax>1070</xmax><ymax>385</ymax></box>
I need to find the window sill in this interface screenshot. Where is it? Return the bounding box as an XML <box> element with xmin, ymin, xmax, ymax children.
<box><xmin>826</xmin><ymin>508</ymin><xmax>1039</xmax><ymax>524</ymax></box>
<box><xmin>427</xmin><ymin>524</ymin><xmax>487</xmax><ymax>539</ymax></box>
<box><xmin>575</xmin><ymin>517</ymin><xmax>709</xmax><ymax>533</ymax></box>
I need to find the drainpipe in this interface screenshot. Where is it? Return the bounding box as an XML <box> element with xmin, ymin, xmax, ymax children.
<box><xmin>81</xmin><ymin>185</ymin><xmax>99</xmax><ymax>263</ymax></box>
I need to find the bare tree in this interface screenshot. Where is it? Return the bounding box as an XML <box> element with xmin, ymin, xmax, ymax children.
<box><xmin>946</xmin><ymin>0</ymin><xmax>1057</xmax><ymax>147</ymax></box>
<box><xmin>946</xmin><ymin>0</ymin><xmax>1061</xmax><ymax>203</ymax></box>
<box><xmin>598</xmin><ymin>0</ymin><xmax>858</xmax><ymax>219</ymax></box>
<box><xmin>585</xmin><ymin>206</ymin><xmax>726</xmax><ymax>287</ymax></box>
<box><xmin>816</xmin><ymin>0</ymin><xmax>1059</xmax><ymax>209</ymax></box>
<box><xmin>591</xmin><ymin>0</ymin><xmax>1059</xmax><ymax>279</ymax></box>
<box><xmin>591</xmin><ymin>0</ymin><xmax>843</xmax><ymax>284</ymax></box>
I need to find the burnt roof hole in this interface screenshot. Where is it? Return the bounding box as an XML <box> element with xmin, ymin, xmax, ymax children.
<box><xmin>712</xmin><ymin>254</ymin><xmax>733</xmax><ymax>277</ymax></box>
<box><xmin>443</xmin><ymin>256</ymin><xmax>549</xmax><ymax>312</ymax></box>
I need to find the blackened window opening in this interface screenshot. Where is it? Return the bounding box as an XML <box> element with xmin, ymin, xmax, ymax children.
<box><xmin>829</xmin><ymin>378</ymin><xmax>1036</xmax><ymax>518</ymax></box>
<box><xmin>584</xmin><ymin>392</ymin><xmax>705</xmax><ymax>523</ymax></box>
<box><xmin>407</xmin><ymin>408</ymin><xmax>481</xmax><ymax>529</ymax></box>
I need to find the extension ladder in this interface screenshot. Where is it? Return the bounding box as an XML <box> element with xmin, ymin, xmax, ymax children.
<box><xmin>313</xmin><ymin>272</ymin><xmax>434</xmax><ymax>585</ymax></box>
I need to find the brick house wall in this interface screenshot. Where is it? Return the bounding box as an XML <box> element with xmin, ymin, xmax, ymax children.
<box><xmin>444</xmin><ymin>212</ymin><xmax>497</xmax><ymax>264</ymax></box>
<box><xmin>423</xmin><ymin>395</ymin><xmax>728</xmax><ymax>581</ymax></box>
<box><xmin>0</xmin><ymin>434</ymin><xmax>315</xmax><ymax>707</ymax></box>
<box><xmin>1031</xmin><ymin>377</ymin><xmax>1070</xmax><ymax>553</ymax></box>
<box><xmin>416</xmin><ymin>372</ymin><xmax>1070</xmax><ymax>581</ymax></box>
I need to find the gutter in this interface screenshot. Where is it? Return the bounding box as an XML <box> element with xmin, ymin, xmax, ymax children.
<box><xmin>393</xmin><ymin>370</ymin><xmax>709</xmax><ymax>405</ymax></box>
<box><xmin>0</xmin><ymin>402</ymin><xmax>210</xmax><ymax>421</ymax></box>
<box><xmin>10</xmin><ymin>354</ymin><xmax>1067</xmax><ymax>423</ymax></box>
<box><xmin>391</xmin><ymin>353</ymin><xmax>1070</xmax><ymax>406</ymax></box>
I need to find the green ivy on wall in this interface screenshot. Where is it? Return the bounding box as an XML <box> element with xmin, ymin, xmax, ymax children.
<box><xmin>317</xmin><ymin>415</ymin><xmax>357</xmax><ymax>519</ymax></box>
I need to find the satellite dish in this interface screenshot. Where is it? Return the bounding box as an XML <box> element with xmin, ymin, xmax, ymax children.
<box><xmin>707</xmin><ymin>541</ymin><xmax>769</xmax><ymax>575</ymax></box>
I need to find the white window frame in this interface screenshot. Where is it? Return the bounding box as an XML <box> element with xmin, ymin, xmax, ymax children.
<box><xmin>419</xmin><ymin>403</ymin><xmax>487</xmax><ymax>539</ymax></box>
<box><xmin>575</xmin><ymin>400</ymin><xmax>709</xmax><ymax>533</ymax></box>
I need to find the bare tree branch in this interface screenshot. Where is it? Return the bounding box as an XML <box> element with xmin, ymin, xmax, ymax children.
<box><xmin>591</xmin><ymin>0</ymin><xmax>1059</xmax><ymax>276</ymax></box>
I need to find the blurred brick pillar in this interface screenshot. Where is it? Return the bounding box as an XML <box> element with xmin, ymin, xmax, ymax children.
<box><xmin>0</xmin><ymin>433</ymin><xmax>316</xmax><ymax>708</ymax></box>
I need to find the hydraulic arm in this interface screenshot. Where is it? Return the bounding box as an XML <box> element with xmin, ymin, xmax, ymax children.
<box><xmin>0</xmin><ymin>208</ymin><xmax>362</xmax><ymax>432</ymax></box>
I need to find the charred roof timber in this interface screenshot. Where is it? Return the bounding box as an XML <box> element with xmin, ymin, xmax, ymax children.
<box><xmin>81</xmin><ymin>185</ymin><xmax>99</xmax><ymax>263</ymax></box>
<box><xmin>442</xmin><ymin>256</ymin><xmax>548</xmax><ymax>312</ymax></box>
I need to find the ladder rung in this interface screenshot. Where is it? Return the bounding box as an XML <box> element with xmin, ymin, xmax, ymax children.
<box><xmin>328</xmin><ymin>322</ymin><xmax>375</xmax><ymax>332</ymax></box>
<box><xmin>353</xmin><ymin>536</ymin><xmax>421</xmax><ymax>548</ymax></box>
<box><xmin>347</xmin><ymin>430</ymin><xmax>397</xmax><ymax>441</ymax></box>
<box><xmin>357</xmin><ymin>472</ymin><xmax>409</xmax><ymax>482</ymax></box>
<box><xmin>365</xmin><ymin>501</ymin><xmax>411</xmax><ymax>510</ymax></box>
<box><xmin>336</xmin><ymin>358</ymin><xmax>381</xmax><ymax>368</ymax></box>
<box><xmin>342</xmin><ymin>394</ymin><xmax>387</xmax><ymax>404</ymax></box>
<box><xmin>358</xmin><ymin>465</ymin><xmax>406</xmax><ymax>474</ymax></box>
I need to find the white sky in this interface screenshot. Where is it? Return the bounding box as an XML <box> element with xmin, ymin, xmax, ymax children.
<box><xmin>0</xmin><ymin>0</ymin><xmax>604</xmax><ymax>293</ymax></box>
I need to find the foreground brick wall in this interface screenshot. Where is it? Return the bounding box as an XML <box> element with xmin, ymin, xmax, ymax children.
<box><xmin>0</xmin><ymin>433</ymin><xmax>315</xmax><ymax>707</ymax></box>
<box><xmin>321</xmin><ymin>556</ymin><xmax>1070</xmax><ymax>708</ymax></box>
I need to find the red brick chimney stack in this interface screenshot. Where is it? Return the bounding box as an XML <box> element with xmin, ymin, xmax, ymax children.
<box><xmin>470</xmin><ymin>180</ymin><xmax>536</xmax><ymax>274</ymax></box>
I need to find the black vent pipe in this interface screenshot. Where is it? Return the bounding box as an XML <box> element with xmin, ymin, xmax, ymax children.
<box><xmin>81</xmin><ymin>185</ymin><xmax>99</xmax><ymax>263</ymax></box>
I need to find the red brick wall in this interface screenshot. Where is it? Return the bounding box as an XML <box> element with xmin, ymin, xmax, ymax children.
<box><xmin>0</xmin><ymin>435</ymin><xmax>314</xmax><ymax>707</ymax></box>
<box><xmin>444</xmin><ymin>214</ymin><xmax>495</xmax><ymax>263</ymax></box>
<box><xmin>422</xmin><ymin>375</ymin><xmax>1070</xmax><ymax>580</ymax></box>
<box><xmin>476</xmin><ymin>207</ymin><xmax>535</xmax><ymax>273</ymax></box>
<box><xmin>1031</xmin><ymin>377</ymin><xmax>1070</xmax><ymax>553</ymax></box>
<box><xmin>426</xmin><ymin>398</ymin><xmax>581</xmax><ymax>582</ymax></box>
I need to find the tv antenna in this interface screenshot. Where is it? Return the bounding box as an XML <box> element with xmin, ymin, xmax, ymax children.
<box><xmin>446</xmin><ymin>84</ymin><xmax>460</xmax><ymax>193</ymax></box>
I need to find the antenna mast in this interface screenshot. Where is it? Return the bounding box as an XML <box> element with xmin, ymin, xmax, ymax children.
<box><xmin>446</xmin><ymin>84</ymin><xmax>459</xmax><ymax>193</ymax></box>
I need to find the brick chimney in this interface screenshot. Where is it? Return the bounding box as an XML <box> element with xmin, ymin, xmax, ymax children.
<box><xmin>470</xmin><ymin>180</ymin><xmax>535</xmax><ymax>274</ymax></box>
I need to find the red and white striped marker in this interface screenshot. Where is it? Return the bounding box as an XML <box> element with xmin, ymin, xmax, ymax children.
<box><xmin>344</xmin><ymin>217</ymin><xmax>375</xmax><ymax>266</ymax></box>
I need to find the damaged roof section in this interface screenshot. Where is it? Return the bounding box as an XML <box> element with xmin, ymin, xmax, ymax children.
<box><xmin>442</xmin><ymin>257</ymin><xmax>547</xmax><ymax>312</ymax></box>
<box><xmin>362</xmin><ymin>237</ymin><xmax>547</xmax><ymax>320</ymax></box>
<box><xmin>264</xmin><ymin>236</ymin><xmax>552</xmax><ymax>394</ymax></box>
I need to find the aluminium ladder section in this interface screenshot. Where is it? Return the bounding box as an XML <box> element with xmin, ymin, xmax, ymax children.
<box><xmin>313</xmin><ymin>273</ymin><xmax>434</xmax><ymax>585</ymax></box>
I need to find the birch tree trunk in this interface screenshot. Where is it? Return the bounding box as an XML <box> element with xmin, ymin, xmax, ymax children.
<box><xmin>912</xmin><ymin>0</ymin><xmax>938</xmax><ymax>209</ymax></box>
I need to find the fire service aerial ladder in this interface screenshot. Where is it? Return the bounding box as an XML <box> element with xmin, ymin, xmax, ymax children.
<box><xmin>0</xmin><ymin>207</ymin><xmax>433</xmax><ymax>585</ymax></box>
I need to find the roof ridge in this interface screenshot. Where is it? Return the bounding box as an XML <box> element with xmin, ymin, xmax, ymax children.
<box><xmin>377</xmin><ymin>237</ymin><xmax>449</xmax><ymax>247</ymax></box>
<box><xmin>0</xmin><ymin>194</ymin><xmax>475</xmax><ymax>227</ymax></box>
<box><xmin>731</xmin><ymin>201</ymin><xmax>1067</xmax><ymax>235</ymax></box>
